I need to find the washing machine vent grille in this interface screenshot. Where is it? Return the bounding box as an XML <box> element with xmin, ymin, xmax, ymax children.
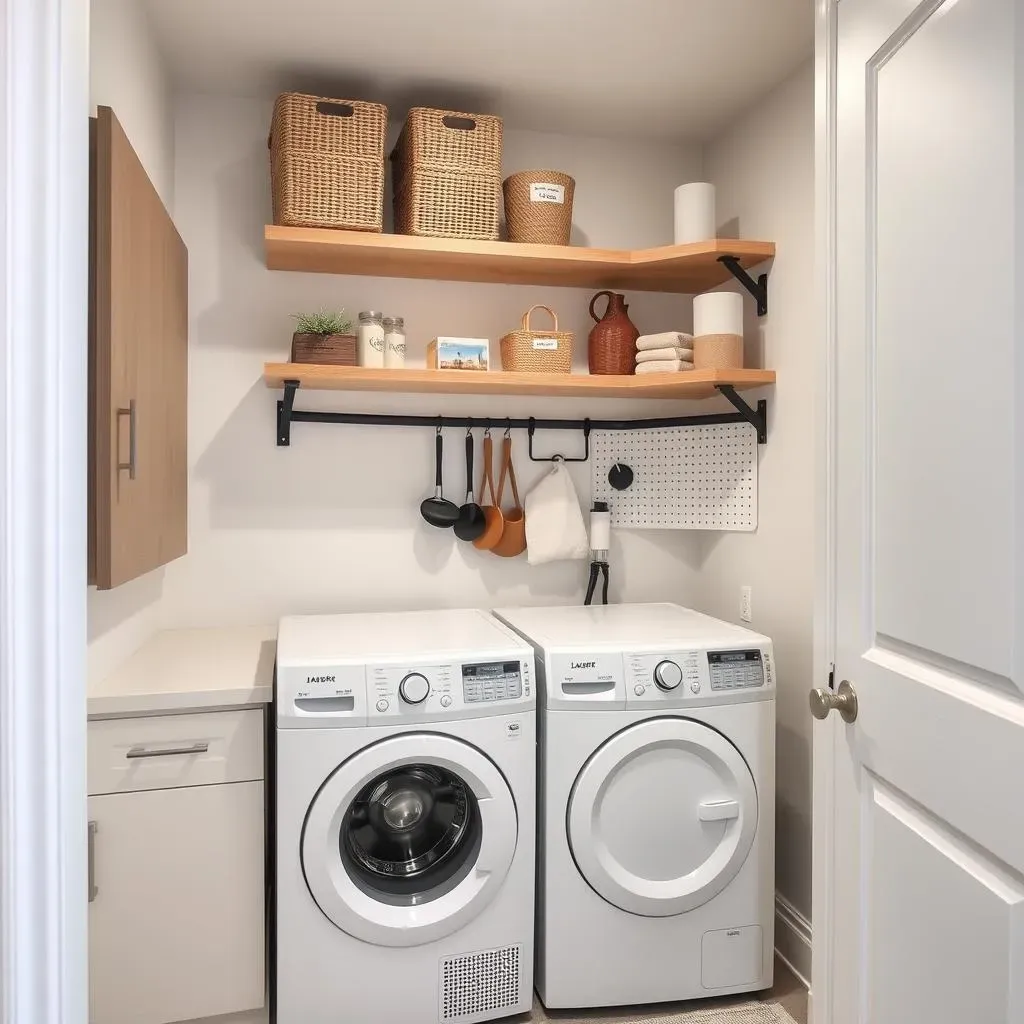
<box><xmin>439</xmin><ymin>943</ymin><xmax>521</xmax><ymax>1022</ymax></box>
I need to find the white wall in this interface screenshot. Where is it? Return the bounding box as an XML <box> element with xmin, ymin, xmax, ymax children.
<box><xmin>89</xmin><ymin>0</ymin><xmax>174</xmax><ymax>206</ymax></box>
<box><xmin>87</xmin><ymin>0</ymin><xmax>176</xmax><ymax>681</ymax></box>
<box><xmin>700</xmin><ymin>62</ymin><xmax>815</xmax><ymax>923</ymax></box>
<box><xmin>145</xmin><ymin>94</ymin><xmax>707</xmax><ymax>630</ymax></box>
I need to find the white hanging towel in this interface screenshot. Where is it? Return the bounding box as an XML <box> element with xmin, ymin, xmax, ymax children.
<box><xmin>635</xmin><ymin>346</ymin><xmax>694</xmax><ymax>363</ymax></box>
<box><xmin>636</xmin><ymin>358</ymin><xmax>695</xmax><ymax>374</ymax></box>
<box><xmin>636</xmin><ymin>331</ymin><xmax>693</xmax><ymax>351</ymax></box>
<box><xmin>524</xmin><ymin>462</ymin><xmax>590</xmax><ymax>565</ymax></box>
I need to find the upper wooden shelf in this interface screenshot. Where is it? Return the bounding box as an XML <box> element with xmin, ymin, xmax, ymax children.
<box><xmin>264</xmin><ymin>226</ymin><xmax>775</xmax><ymax>294</ymax></box>
<box><xmin>263</xmin><ymin>364</ymin><xmax>776</xmax><ymax>400</ymax></box>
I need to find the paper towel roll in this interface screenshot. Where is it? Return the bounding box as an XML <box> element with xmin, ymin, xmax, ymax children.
<box><xmin>674</xmin><ymin>182</ymin><xmax>716</xmax><ymax>244</ymax></box>
<box><xmin>694</xmin><ymin>291</ymin><xmax>744</xmax><ymax>337</ymax></box>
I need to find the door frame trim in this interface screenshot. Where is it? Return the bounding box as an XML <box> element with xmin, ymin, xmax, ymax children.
<box><xmin>0</xmin><ymin>1</ymin><xmax>89</xmax><ymax>1021</ymax></box>
<box><xmin>811</xmin><ymin>1</ymin><xmax>840</xmax><ymax>1023</ymax></box>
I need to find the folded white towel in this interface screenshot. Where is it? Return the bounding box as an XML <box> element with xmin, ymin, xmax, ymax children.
<box><xmin>637</xmin><ymin>331</ymin><xmax>693</xmax><ymax>351</ymax></box>
<box><xmin>636</xmin><ymin>359</ymin><xmax>695</xmax><ymax>374</ymax></box>
<box><xmin>636</xmin><ymin>346</ymin><xmax>694</xmax><ymax>364</ymax></box>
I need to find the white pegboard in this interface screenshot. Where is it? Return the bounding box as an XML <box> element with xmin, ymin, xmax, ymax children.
<box><xmin>591</xmin><ymin>423</ymin><xmax>757</xmax><ymax>531</ymax></box>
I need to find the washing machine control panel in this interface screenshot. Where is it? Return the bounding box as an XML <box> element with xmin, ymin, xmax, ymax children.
<box><xmin>367</xmin><ymin>657</ymin><xmax>532</xmax><ymax>719</ymax></box>
<box><xmin>626</xmin><ymin>645</ymin><xmax>774</xmax><ymax>704</ymax></box>
<box><xmin>462</xmin><ymin>661</ymin><xmax>524</xmax><ymax>703</ymax></box>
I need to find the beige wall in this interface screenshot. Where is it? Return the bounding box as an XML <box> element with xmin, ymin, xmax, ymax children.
<box><xmin>701</xmin><ymin>61</ymin><xmax>816</xmax><ymax>920</ymax></box>
<box><xmin>84</xmin><ymin>32</ymin><xmax>818</xmax><ymax>931</ymax></box>
<box><xmin>87</xmin><ymin>92</ymin><xmax>710</xmax><ymax>653</ymax></box>
<box><xmin>89</xmin><ymin>0</ymin><xmax>174</xmax><ymax>206</ymax></box>
<box><xmin>87</xmin><ymin>0</ymin><xmax>176</xmax><ymax>681</ymax></box>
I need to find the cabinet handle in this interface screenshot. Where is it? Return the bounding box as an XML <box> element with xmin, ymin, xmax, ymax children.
<box><xmin>125</xmin><ymin>741</ymin><xmax>210</xmax><ymax>759</ymax></box>
<box><xmin>88</xmin><ymin>820</ymin><xmax>98</xmax><ymax>902</ymax></box>
<box><xmin>116</xmin><ymin>399</ymin><xmax>136</xmax><ymax>480</ymax></box>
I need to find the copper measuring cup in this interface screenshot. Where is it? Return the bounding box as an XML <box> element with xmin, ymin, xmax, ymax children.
<box><xmin>473</xmin><ymin>431</ymin><xmax>505</xmax><ymax>550</ymax></box>
<box><xmin>491</xmin><ymin>432</ymin><xmax>526</xmax><ymax>558</ymax></box>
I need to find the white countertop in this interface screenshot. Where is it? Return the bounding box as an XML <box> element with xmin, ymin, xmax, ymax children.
<box><xmin>88</xmin><ymin>626</ymin><xmax>276</xmax><ymax>718</ymax></box>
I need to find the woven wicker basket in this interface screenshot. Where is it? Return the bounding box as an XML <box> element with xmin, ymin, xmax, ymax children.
<box><xmin>399</xmin><ymin>107</ymin><xmax>502</xmax><ymax>172</ymax></box>
<box><xmin>500</xmin><ymin>305</ymin><xmax>573</xmax><ymax>373</ymax></box>
<box><xmin>393</xmin><ymin>164</ymin><xmax>501</xmax><ymax>240</ymax></box>
<box><xmin>269</xmin><ymin>92</ymin><xmax>387</xmax><ymax>232</ymax></box>
<box><xmin>391</xmin><ymin>107</ymin><xmax>503</xmax><ymax>240</ymax></box>
<box><xmin>503</xmin><ymin>170</ymin><xmax>575</xmax><ymax>245</ymax></box>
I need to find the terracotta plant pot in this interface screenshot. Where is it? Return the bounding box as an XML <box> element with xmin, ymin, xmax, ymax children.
<box><xmin>290</xmin><ymin>332</ymin><xmax>358</xmax><ymax>365</ymax></box>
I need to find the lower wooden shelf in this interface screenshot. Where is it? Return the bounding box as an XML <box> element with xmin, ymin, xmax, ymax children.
<box><xmin>262</xmin><ymin>364</ymin><xmax>776</xmax><ymax>400</ymax></box>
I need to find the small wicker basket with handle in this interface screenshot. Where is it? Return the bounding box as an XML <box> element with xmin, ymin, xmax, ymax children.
<box><xmin>500</xmin><ymin>305</ymin><xmax>574</xmax><ymax>373</ymax></box>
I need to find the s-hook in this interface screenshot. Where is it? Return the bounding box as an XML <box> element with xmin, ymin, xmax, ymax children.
<box><xmin>528</xmin><ymin>417</ymin><xmax>591</xmax><ymax>462</ymax></box>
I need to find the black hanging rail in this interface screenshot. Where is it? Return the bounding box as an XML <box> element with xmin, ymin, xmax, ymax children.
<box><xmin>275</xmin><ymin>380</ymin><xmax>768</xmax><ymax>449</ymax></box>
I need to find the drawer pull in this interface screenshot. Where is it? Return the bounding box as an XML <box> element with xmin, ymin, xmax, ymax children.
<box><xmin>88</xmin><ymin>820</ymin><xmax>98</xmax><ymax>902</ymax></box>
<box><xmin>126</xmin><ymin>741</ymin><xmax>210</xmax><ymax>759</ymax></box>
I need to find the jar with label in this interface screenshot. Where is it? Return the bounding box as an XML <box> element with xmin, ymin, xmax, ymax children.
<box><xmin>383</xmin><ymin>316</ymin><xmax>406</xmax><ymax>369</ymax></box>
<box><xmin>357</xmin><ymin>311</ymin><xmax>385</xmax><ymax>368</ymax></box>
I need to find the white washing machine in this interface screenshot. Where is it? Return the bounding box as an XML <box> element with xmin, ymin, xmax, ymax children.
<box><xmin>275</xmin><ymin>609</ymin><xmax>536</xmax><ymax>1024</ymax></box>
<box><xmin>495</xmin><ymin>603</ymin><xmax>775</xmax><ymax>1010</ymax></box>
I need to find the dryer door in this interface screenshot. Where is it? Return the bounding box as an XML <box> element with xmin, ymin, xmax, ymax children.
<box><xmin>302</xmin><ymin>733</ymin><xmax>518</xmax><ymax>947</ymax></box>
<box><xmin>567</xmin><ymin>717</ymin><xmax>757</xmax><ymax>917</ymax></box>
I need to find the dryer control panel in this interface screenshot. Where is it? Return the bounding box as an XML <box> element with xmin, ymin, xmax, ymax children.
<box><xmin>625</xmin><ymin>644</ymin><xmax>774</xmax><ymax>707</ymax></box>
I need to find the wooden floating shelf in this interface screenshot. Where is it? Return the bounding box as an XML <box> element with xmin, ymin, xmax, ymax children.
<box><xmin>264</xmin><ymin>226</ymin><xmax>775</xmax><ymax>294</ymax></box>
<box><xmin>263</xmin><ymin>364</ymin><xmax>776</xmax><ymax>400</ymax></box>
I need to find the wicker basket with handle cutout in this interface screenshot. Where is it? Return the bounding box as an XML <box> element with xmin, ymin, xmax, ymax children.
<box><xmin>391</xmin><ymin>107</ymin><xmax>503</xmax><ymax>240</ymax></box>
<box><xmin>500</xmin><ymin>305</ymin><xmax>574</xmax><ymax>373</ymax></box>
<box><xmin>269</xmin><ymin>92</ymin><xmax>387</xmax><ymax>232</ymax></box>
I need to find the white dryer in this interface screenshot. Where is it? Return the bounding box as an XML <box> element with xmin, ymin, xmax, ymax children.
<box><xmin>495</xmin><ymin>603</ymin><xmax>775</xmax><ymax>1010</ymax></box>
<box><xmin>275</xmin><ymin>609</ymin><xmax>536</xmax><ymax>1024</ymax></box>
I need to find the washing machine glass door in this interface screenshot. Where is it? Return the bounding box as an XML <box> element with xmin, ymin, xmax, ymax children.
<box><xmin>567</xmin><ymin>717</ymin><xmax>757</xmax><ymax>917</ymax></box>
<box><xmin>302</xmin><ymin>732</ymin><xmax>518</xmax><ymax>947</ymax></box>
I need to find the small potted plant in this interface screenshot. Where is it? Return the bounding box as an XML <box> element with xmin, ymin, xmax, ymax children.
<box><xmin>290</xmin><ymin>309</ymin><xmax>356</xmax><ymax>365</ymax></box>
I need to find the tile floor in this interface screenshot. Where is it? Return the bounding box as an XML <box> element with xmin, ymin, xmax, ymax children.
<box><xmin>523</xmin><ymin>959</ymin><xmax>808</xmax><ymax>1024</ymax></box>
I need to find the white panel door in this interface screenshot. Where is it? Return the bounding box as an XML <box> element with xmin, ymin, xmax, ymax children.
<box><xmin>823</xmin><ymin>0</ymin><xmax>1024</xmax><ymax>1021</ymax></box>
<box><xmin>88</xmin><ymin>783</ymin><xmax>266</xmax><ymax>1024</ymax></box>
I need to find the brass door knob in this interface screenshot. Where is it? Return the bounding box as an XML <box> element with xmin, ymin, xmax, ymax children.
<box><xmin>809</xmin><ymin>679</ymin><xmax>858</xmax><ymax>723</ymax></box>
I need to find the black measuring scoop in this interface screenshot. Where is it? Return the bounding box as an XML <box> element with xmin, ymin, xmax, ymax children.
<box><xmin>420</xmin><ymin>428</ymin><xmax>459</xmax><ymax>529</ymax></box>
<box><xmin>454</xmin><ymin>430</ymin><xmax>486</xmax><ymax>542</ymax></box>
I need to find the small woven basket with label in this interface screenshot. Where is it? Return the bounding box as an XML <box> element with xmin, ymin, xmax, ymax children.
<box><xmin>503</xmin><ymin>170</ymin><xmax>575</xmax><ymax>245</ymax></box>
<box><xmin>500</xmin><ymin>305</ymin><xmax>574</xmax><ymax>373</ymax></box>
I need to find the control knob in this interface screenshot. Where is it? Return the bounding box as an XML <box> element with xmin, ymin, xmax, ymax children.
<box><xmin>653</xmin><ymin>660</ymin><xmax>683</xmax><ymax>691</ymax></box>
<box><xmin>399</xmin><ymin>673</ymin><xmax>430</xmax><ymax>705</ymax></box>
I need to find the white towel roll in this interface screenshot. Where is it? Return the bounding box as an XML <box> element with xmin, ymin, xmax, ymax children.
<box><xmin>635</xmin><ymin>346</ymin><xmax>694</xmax><ymax>364</ymax></box>
<box><xmin>636</xmin><ymin>331</ymin><xmax>693</xmax><ymax>351</ymax></box>
<box><xmin>636</xmin><ymin>359</ymin><xmax>695</xmax><ymax>374</ymax></box>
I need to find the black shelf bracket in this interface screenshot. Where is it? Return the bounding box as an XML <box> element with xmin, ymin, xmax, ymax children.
<box><xmin>275</xmin><ymin>381</ymin><xmax>769</xmax><ymax>448</ymax></box>
<box><xmin>277</xmin><ymin>379</ymin><xmax>299</xmax><ymax>446</ymax></box>
<box><xmin>718</xmin><ymin>255</ymin><xmax>769</xmax><ymax>316</ymax></box>
<box><xmin>716</xmin><ymin>384</ymin><xmax>767</xmax><ymax>444</ymax></box>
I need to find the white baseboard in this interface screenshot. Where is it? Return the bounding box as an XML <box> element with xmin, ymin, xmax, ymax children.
<box><xmin>775</xmin><ymin>892</ymin><xmax>812</xmax><ymax>988</ymax></box>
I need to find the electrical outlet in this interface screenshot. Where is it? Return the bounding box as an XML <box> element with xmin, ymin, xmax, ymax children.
<box><xmin>740</xmin><ymin>586</ymin><xmax>753</xmax><ymax>623</ymax></box>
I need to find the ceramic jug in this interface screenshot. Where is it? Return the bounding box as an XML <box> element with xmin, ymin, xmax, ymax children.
<box><xmin>588</xmin><ymin>291</ymin><xmax>639</xmax><ymax>375</ymax></box>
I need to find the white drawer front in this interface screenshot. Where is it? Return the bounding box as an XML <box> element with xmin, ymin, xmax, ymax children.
<box><xmin>88</xmin><ymin>710</ymin><xmax>264</xmax><ymax>795</ymax></box>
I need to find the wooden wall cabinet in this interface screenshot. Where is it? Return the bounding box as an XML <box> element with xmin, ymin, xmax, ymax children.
<box><xmin>89</xmin><ymin>106</ymin><xmax>188</xmax><ymax>589</ymax></box>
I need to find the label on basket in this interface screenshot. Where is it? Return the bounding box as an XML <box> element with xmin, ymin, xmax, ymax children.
<box><xmin>530</xmin><ymin>183</ymin><xmax>565</xmax><ymax>204</ymax></box>
<box><xmin>532</xmin><ymin>338</ymin><xmax>559</xmax><ymax>350</ymax></box>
